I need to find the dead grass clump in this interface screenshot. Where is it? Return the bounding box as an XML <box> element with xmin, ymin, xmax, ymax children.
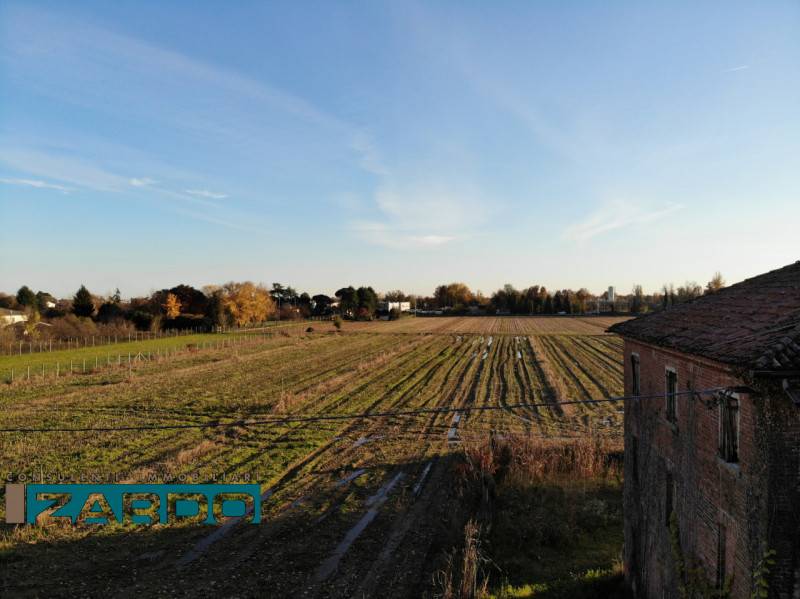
<box><xmin>433</xmin><ymin>519</ymin><xmax>490</xmax><ymax>599</ymax></box>
<box><xmin>273</xmin><ymin>391</ymin><xmax>306</xmax><ymax>414</ymax></box>
<box><xmin>461</xmin><ymin>435</ymin><xmax>620</xmax><ymax>487</ymax></box>
<box><xmin>175</xmin><ymin>439</ymin><xmax>218</xmax><ymax>465</ymax></box>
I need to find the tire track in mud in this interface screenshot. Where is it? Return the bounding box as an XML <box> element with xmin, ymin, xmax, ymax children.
<box><xmin>313</xmin><ymin>337</ymin><xmax>495</xmax><ymax>598</ymax></box>
<box><xmin>544</xmin><ymin>336</ymin><xmax>617</xmax><ymax>398</ymax></box>
<box><xmin>535</xmin><ymin>335</ymin><xmax>615</xmax><ymax>428</ymax></box>
<box><xmin>174</xmin><ymin>336</ymin><xmax>475</xmax><ymax>584</ymax></box>
<box><xmin>525</xmin><ymin>336</ymin><xmax>565</xmax><ymax>418</ymax></box>
<box><xmin>170</xmin><ymin>336</ymin><xmax>450</xmax><ymax>567</ymax></box>
<box><xmin>512</xmin><ymin>336</ymin><xmax>547</xmax><ymax>426</ymax></box>
<box><xmin>570</xmin><ymin>336</ymin><xmax>624</xmax><ymax>377</ymax></box>
<box><xmin>494</xmin><ymin>337</ymin><xmax>534</xmax><ymax>432</ymax></box>
<box><xmin>125</xmin><ymin>336</ymin><xmax>441</xmax><ymax>487</ymax></box>
<box><xmin>204</xmin><ymin>340</ymin><xmax>479</xmax><ymax>596</ymax></box>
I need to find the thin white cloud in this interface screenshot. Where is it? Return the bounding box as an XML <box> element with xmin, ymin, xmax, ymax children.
<box><xmin>129</xmin><ymin>177</ymin><xmax>156</xmax><ymax>187</ymax></box>
<box><xmin>352</xmin><ymin>221</ymin><xmax>458</xmax><ymax>249</ymax></box>
<box><xmin>411</xmin><ymin>234</ymin><xmax>456</xmax><ymax>246</ymax></box>
<box><xmin>0</xmin><ymin>177</ymin><xmax>72</xmax><ymax>193</ymax></box>
<box><xmin>2</xmin><ymin>6</ymin><xmax>381</xmax><ymax>177</ymax></box>
<box><xmin>350</xmin><ymin>133</ymin><xmax>388</xmax><ymax>176</ymax></box>
<box><xmin>353</xmin><ymin>182</ymin><xmax>486</xmax><ymax>249</ymax></box>
<box><xmin>723</xmin><ymin>65</ymin><xmax>749</xmax><ymax>73</ymax></box>
<box><xmin>185</xmin><ymin>189</ymin><xmax>228</xmax><ymax>200</ymax></box>
<box><xmin>563</xmin><ymin>200</ymin><xmax>682</xmax><ymax>242</ymax></box>
<box><xmin>0</xmin><ymin>148</ymin><xmax>129</xmax><ymax>191</ymax></box>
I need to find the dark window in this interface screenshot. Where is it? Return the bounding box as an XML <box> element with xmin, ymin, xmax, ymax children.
<box><xmin>631</xmin><ymin>435</ymin><xmax>639</xmax><ymax>484</ymax></box>
<box><xmin>716</xmin><ymin>523</ymin><xmax>727</xmax><ymax>589</ymax></box>
<box><xmin>665</xmin><ymin>369</ymin><xmax>678</xmax><ymax>423</ymax></box>
<box><xmin>631</xmin><ymin>354</ymin><xmax>641</xmax><ymax>396</ymax></box>
<box><xmin>719</xmin><ymin>396</ymin><xmax>739</xmax><ymax>463</ymax></box>
<box><xmin>665</xmin><ymin>470</ymin><xmax>674</xmax><ymax>526</ymax></box>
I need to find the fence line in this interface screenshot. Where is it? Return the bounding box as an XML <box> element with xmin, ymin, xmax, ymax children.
<box><xmin>2</xmin><ymin>327</ymin><xmax>311</xmax><ymax>385</ymax></box>
<box><xmin>1</xmin><ymin>319</ymin><xmax>319</xmax><ymax>357</ymax></box>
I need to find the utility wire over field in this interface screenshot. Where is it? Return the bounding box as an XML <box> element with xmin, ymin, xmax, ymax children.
<box><xmin>0</xmin><ymin>388</ymin><xmax>727</xmax><ymax>434</ymax></box>
<box><xmin>1</xmin><ymin>316</ymin><xmax>637</xmax><ymax>595</ymax></box>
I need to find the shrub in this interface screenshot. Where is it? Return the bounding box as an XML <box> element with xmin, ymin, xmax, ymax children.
<box><xmin>163</xmin><ymin>314</ymin><xmax>208</xmax><ymax>331</ymax></box>
<box><xmin>129</xmin><ymin>310</ymin><xmax>154</xmax><ymax>331</ymax></box>
<box><xmin>0</xmin><ymin>325</ymin><xmax>17</xmax><ymax>346</ymax></box>
<box><xmin>41</xmin><ymin>314</ymin><xmax>138</xmax><ymax>340</ymax></box>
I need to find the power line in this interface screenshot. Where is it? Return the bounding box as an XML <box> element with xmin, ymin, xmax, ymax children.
<box><xmin>0</xmin><ymin>387</ymin><xmax>728</xmax><ymax>434</ymax></box>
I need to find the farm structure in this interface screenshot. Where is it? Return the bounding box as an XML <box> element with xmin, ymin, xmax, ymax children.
<box><xmin>1</xmin><ymin>316</ymin><xmax>626</xmax><ymax>597</ymax></box>
<box><xmin>0</xmin><ymin>308</ymin><xmax>27</xmax><ymax>327</ymax></box>
<box><xmin>610</xmin><ymin>261</ymin><xmax>800</xmax><ymax>599</ymax></box>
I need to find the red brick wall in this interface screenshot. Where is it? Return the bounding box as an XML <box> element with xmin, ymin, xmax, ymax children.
<box><xmin>622</xmin><ymin>339</ymin><xmax>768</xmax><ymax>599</ymax></box>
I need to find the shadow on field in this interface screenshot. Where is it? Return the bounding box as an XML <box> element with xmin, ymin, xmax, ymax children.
<box><xmin>433</xmin><ymin>435</ymin><xmax>630</xmax><ymax>599</ymax></box>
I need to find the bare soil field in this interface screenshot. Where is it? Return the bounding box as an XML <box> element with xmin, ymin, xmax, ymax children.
<box><xmin>0</xmin><ymin>317</ymin><xmax>624</xmax><ymax>598</ymax></box>
<box><xmin>344</xmin><ymin>315</ymin><xmax>629</xmax><ymax>335</ymax></box>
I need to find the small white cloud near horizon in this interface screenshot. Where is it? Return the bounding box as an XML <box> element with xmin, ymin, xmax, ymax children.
<box><xmin>129</xmin><ymin>177</ymin><xmax>157</xmax><ymax>187</ymax></box>
<box><xmin>185</xmin><ymin>189</ymin><xmax>228</xmax><ymax>199</ymax></box>
<box><xmin>723</xmin><ymin>65</ymin><xmax>749</xmax><ymax>73</ymax></box>
<box><xmin>352</xmin><ymin>221</ymin><xmax>458</xmax><ymax>249</ymax></box>
<box><xmin>564</xmin><ymin>200</ymin><xmax>682</xmax><ymax>242</ymax></box>
<box><xmin>0</xmin><ymin>177</ymin><xmax>72</xmax><ymax>193</ymax></box>
<box><xmin>353</xmin><ymin>182</ymin><xmax>488</xmax><ymax>249</ymax></box>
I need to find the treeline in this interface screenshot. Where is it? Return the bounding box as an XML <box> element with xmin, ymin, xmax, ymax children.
<box><xmin>1</xmin><ymin>283</ymin><xmax>289</xmax><ymax>339</ymax></box>
<box><xmin>0</xmin><ymin>281</ymin><xmax>388</xmax><ymax>341</ymax></box>
<box><xmin>0</xmin><ymin>272</ymin><xmax>727</xmax><ymax>340</ymax></box>
<box><xmin>420</xmin><ymin>273</ymin><xmax>726</xmax><ymax>315</ymax></box>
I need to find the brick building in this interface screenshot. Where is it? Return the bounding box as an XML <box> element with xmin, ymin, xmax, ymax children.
<box><xmin>609</xmin><ymin>261</ymin><xmax>800</xmax><ymax>599</ymax></box>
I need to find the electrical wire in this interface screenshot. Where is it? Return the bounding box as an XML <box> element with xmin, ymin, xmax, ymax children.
<box><xmin>0</xmin><ymin>386</ymin><xmax>728</xmax><ymax>434</ymax></box>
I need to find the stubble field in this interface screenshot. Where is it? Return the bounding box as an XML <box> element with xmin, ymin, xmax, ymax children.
<box><xmin>0</xmin><ymin>316</ymin><xmax>628</xmax><ymax>598</ymax></box>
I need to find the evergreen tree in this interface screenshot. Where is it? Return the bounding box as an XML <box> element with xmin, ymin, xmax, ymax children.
<box><xmin>553</xmin><ymin>291</ymin><xmax>563</xmax><ymax>313</ymax></box>
<box><xmin>16</xmin><ymin>285</ymin><xmax>36</xmax><ymax>308</ymax></box>
<box><xmin>73</xmin><ymin>285</ymin><xmax>95</xmax><ymax>317</ymax></box>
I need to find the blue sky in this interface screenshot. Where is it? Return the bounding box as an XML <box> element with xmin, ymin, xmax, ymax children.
<box><xmin>1</xmin><ymin>1</ymin><xmax>798</xmax><ymax>298</ymax></box>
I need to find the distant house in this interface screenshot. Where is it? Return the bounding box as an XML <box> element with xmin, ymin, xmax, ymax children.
<box><xmin>0</xmin><ymin>308</ymin><xmax>27</xmax><ymax>327</ymax></box>
<box><xmin>378</xmin><ymin>301</ymin><xmax>411</xmax><ymax>313</ymax></box>
<box><xmin>609</xmin><ymin>261</ymin><xmax>800</xmax><ymax>599</ymax></box>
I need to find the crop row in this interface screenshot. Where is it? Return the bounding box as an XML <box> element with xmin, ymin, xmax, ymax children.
<box><xmin>343</xmin><ymin>315</ymin><xmax>630</xmax><ymax>335</ymax></box>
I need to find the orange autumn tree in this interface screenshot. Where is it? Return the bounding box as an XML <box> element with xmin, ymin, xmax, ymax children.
<box><xmin>221</xmin><ymin>282</ymin><xmax>275</xmax><ymax>326</ymax></box>
<box><xmin>163</xmin><ymin>292</ymin><xmax>182</xmax><ymax>319</ymax></box>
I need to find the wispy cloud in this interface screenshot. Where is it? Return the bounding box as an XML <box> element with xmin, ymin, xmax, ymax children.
<box><xmin>2</xmin><ymin>6</ymin><xmax>381</xmax><ymax>177</ymax></box>
<box><xmin>351</xmin><ymin>221</ymin><xmax>457</xmax><ymax>249</ymax></box>
<box><xmin>723</xmin><ymin>65</ymin><xmax>749</xmax><ymax>73</ymax></box>
<box><xmin>563</xmin><ymin>200</ymin><xmax>682</xmax><ymax>242</ymax></box>
<box><xmin>353</xmin><ymin>182</ymin><xmax>488</xmax><ymax>249</ymax></box>
<box><xmin>129</xmin><ymin>177</ymin><xmax>156</xmax><ymax>187</ymax></box>
<box><xmin>185</xmin><ymin>189</ymin><xmax>228</xmax><ymax>200</ymax></box>
<box><xmin>0</xmin><ymin>148</ymin><xmax>128</xmax><ymax>191</ymax></box>
<box><xmin>0</xmin><ymin>177</ymin><xmax>72</xmax><ymax>193</ymax></box>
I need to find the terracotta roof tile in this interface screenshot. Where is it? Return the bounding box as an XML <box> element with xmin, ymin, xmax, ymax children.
<box><xmin>609</xmin><ymin>261</ymin><xmax>800</xmax><ymax>372</ymax></box>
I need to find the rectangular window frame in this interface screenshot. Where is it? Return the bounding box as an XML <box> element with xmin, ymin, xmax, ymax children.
<box><xmin>665</xmin><ymin>367</ymin><xmax>678</xmax><ymax>423</ymax></box>
<box><xmin>719</xmin><ymin>393</ymin><xmax>740</xmax><ymax>463</ymax></box>
<box><xmin>631</xmin><ymin>353</ymin><xmax>641</xmax><ymax>397</ymax></box>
